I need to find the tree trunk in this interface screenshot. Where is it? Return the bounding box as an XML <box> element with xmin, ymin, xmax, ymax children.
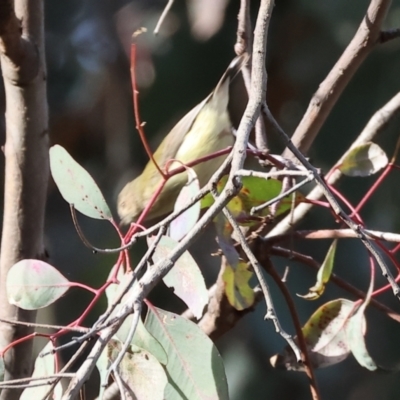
<box><xmin>0</xmin><ymin>1</ymin><xmax>49</xmax><ymax>399</ymax></box>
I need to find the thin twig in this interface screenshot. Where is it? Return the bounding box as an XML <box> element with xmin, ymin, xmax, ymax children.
<box><xmin>379</xmin><ymin>28</ymin><xmax>400</xmax><ymax>43</ymax></box>
<box><xmin>106</xmin><ymin>302</ymin><xmax>142</xmax><ymax>383</ymax></box>
<box><xmin>267</xmin><ymin>99</ymin><xmax>400</xmax><ymax>298</ymax></box>
<box><xmin>0</xmin><ymin>318</ymin><xmax>89</xmax><ymax>333</ymax></box>
<box><xmin>113</xmin><ymin>370</ymin><xmax>127</xmax><ymax>400</ymax></box>
<box><xmin>265</xmin><ymin>258</ymin><xmax>320</xmax><ymax>400</ymax></box>
<box><xmin>235</xmin><ymin>0</ymin><xmax>268</xmax><ymax>151</ymax></box>
<box><xmin>211</xmin><ymin>185</ymin><xmax>301</xmax><ymax>360</ymax></box>
<box><xmin>270</xmin><ymin>246</ymin><xmax>400</xmax><ymax>323</ymax></box>
<box><xmin>70</xmin><ymin>205</ymin><xmax>130</xmax><ymax>253</ymax></box>
<box><xmin>131</xmin><ymin>44</ymin><xmax>166</xmax><ymax>178</ymax></box>
<box><xmin>236</xmin><ymin>169</ymin><xmax>311</xmax><ymax>179</ymax></box>
<box><xmin>40</xmin><ymin>341</ymin><xmax>91</xmax><ymax>400</ymax></box>
<box><xmin>154</xmin><ymin>0</ymin><xmax>175</xmax><ymax>35</ymax></box>
<box><xmin>292</xmin><ymin>228</ymin><xmax>400</xmax><ymax>243</ymax></box>
<box><xmin>235</xmin><ymin>0</ymin><xmax>252</xmax><ymax>57</ymax></box>
<box><xmin>250</xmin><ymin>174</ymin><xmax>313</xmax><ymax>215</ymax></box>
<box><xmin>267</xmin><ymin>90</ymin><xmax>400</xmax><ymax>237</ymax></box>
<box><xmin>0</xmin><ymin>374</ymin><xmax>75</xmax><ymax>390</ymax></box>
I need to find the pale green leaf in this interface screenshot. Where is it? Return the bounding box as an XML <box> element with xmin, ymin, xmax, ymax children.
<box><xmin>151</xmin><ymin>235</ymin><xmax>207</xmax><ymax>319</ymax></box>
<box><xmin>170</xmin><ymin>168</ymin><xmax>201</xmax><ymax>241</ymax></box>
<box><xmin>20</xmin><ymin>342</ymin><xmax>63</xmax><ymax>400</ymax></box>
<box><xmin>108</xmin><ymin>341</ymin><xmax>168</xmax><ymax>400</ymax></box>
<box><xmin>50</xmin><ymin>145</ymin><xmax>112</xmax><ymax>219</ymax></box>
<box><xmin>272</xmin><ymin>299</ymin><xmax>358</xmax><ymax>370</ymax></box>
<box><xmin>346</xmin><ymin>275</ymin><xmax>377</xmax><ymax>370</ymax></box>
<box><xmin>145</xmin><ymin>308</ymin><xmax>229</xmax><ymax>400</ymax></box>
<box><xmin>7</xmin><ymin>259</ymin><xmax>70</xmax><ymax>310</ymax></box>
<box><xmin>339</xmin><ymin>142</ymin><xmax>388</xmax><ymax>177</ymax></box>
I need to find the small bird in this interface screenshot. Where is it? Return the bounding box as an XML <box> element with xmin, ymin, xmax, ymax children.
<box><xmin>118</xmin><ymin>54</ymin><xmax>248</xmax><ymax>224</ymax></box>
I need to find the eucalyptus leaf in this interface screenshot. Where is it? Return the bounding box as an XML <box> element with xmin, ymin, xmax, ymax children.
<box><xmin>170</xmin><ymin>167</ymin><xmax>200</xmax><ymax>241</ymax></box>
<box><xmin>20</xmin><ymin>342</ymin><xmax>63</xmax><ymax>400</ymax></box>
<box><xmin>339</xmin><ymin>142</ymin><xmax>388</xmax><ymax>177</ymax></box>
<box><xmin>7</xmin><ymin>259</ymin><xmax>70</xmax><ymax>310</ymax></box>
<box><xmin>151</xmin><ymin>235</ymin><xmax>207</xmax><ymax>319</ymax></box>
<box><xmin>145</xmin><ymin>308</ymin><xmax>229</xmax><ymax>400</ymax></box>
<box><xmin>50</xmin><ymin>145</ymin><xmax>112</xmax><ymax>220</ymax></box>
<box><xmin>298</xmin><ymin>240</ymin><xmax>337</xmax><ymax>300</ymax></box>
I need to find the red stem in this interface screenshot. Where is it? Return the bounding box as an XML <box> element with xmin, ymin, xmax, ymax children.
<box><xmin>130</xmin><ymin>44</ymin><xmax>166</xmax><ymax>179</ymax></box>
<box><xmin>0</xmin><ymin>332</ymin><xmax>49</xmax><ymax>357</ymax></box>
<box><xmin>354</xmin><ymin>163</ymin><xmax>394</xmax><ymax>214</ymax></box>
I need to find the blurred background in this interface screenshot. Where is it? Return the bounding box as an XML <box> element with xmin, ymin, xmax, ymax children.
<box><xmin>2</xmin><ymin>0</ymin><xmax>400</xmax><ymax>399</ymax></box>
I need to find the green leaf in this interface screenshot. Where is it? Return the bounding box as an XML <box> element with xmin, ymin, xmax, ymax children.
<box><xmin>215</xmin><ymin>214</ymin><xmax>255</xmax><ymax>310</ymax></box>
<box><xmin>164</xmin><ymin>382</ymin><xmax>182</xmax><ymax>399</ymax></box>
<box><xmin>202</xmin><ymin>175</ymin><xmax>302</xmax><ymax>225</ymax></box>
<box><xmin>272</xmin><ymin>299</ymin><xmax>358</xmax><ymax>370</ymax></box>
<box><xmin>201</xmin><ymin>175</ymin><xmax>228</xmax><ymax>209</ymax></box>
<box><xmin>298</xmin><ymin>240</ymin><xmax>337</xmax><ymax>300</ymax></box>
<box><xmin>7</xmin><ymin>259</ymin><xmax>70</xmax><ymax>310</ymax></box>
<box><xmin>346</xmin><ymin>304</ymin><xmax>376</xmax><ymax>371</ymax></box>
<box><xmin>145</xmin><ymin>308</ymin><xmax>229</xmax><ymax>400</ymax></box>
<box><xmin>106</xmin><ymin>270</ymin><xmax>167</xmax><ymax>365</ymax></box>
<box><xmin>20</xmin><ymin>342</ymin><xmax>63</xmax><ymax>400</ymax></box>
<box><xmin>107</xmin><ymin>340</ymin><xmax>168</xmax><ymax>400</ymax></box>
<box><xmin>0</xmin><ymin>357</ymin><xmax>4</xmax><ymax>382</ymax></box>
<box><xmin>170</xmin><ymin>168</ymin><xmax>201</xmax><ymax>241</ymax></box>
<box><xmin>150</xmin><ymin>235</ymin><xmax>208</xmax><ymax>319</ymax></box>
<box><xmin>222</xmin><ymin>261</ymin><xmax>255</xmax><ymax>311</ymax></box>
<box><xmin>346</xmin><ymin>275</ymin><xmax>377</xmax><ymax>370</ymax></box>
<box><xmin>338</xmin><ymin>142</ymin><xmax>388</xmax><ymax>177</ymax></box>
<box><xmin>239</xmin><ymin>176</ymin><xmax>304</xmax><ymax>217</ymax></box>
<box><xmin>49</xmin><ymin>145</ymin><xmax>112</xmax><ymax>220</ymax></box>
<box><xmin>116</xmin><ymin>317</ymin><xmax>168</xmax><ymax>366</ymax></box>
<box><xmin>96</xmin><ymin>344</ymin><xmax>109</xmax><ymax>400</ymax></box>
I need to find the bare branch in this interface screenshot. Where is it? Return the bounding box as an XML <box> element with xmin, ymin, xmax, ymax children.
<box><xmin>235</xmin><ymin>0</ymin><xmax>269</xmax><ymax>151</ymax></box>
<box><xmin>282</xmin><ymin>0</ymin><xmax>392</xmax><ymax>160</ymax></box>
<box><xmin>379</xmin><ymin>28</ymin><xmax>400</xmax><ymax>43</ymax></box>
<box><xmin>154</xmin><ymin>0</ymin><xmax>174</xmax><ymax>35</ymax></box>
<box><xmin>216</xmin><ymin>196</ymin><xmax>301</xmax><ymax>360</ymax></box>
<box><xmin>295</xmin><ymin>228</ymin><xmax>400</xmax><ymax>242</ymax></box>
<box><xmin>268</xmin><ymin>90</ymin><xmax>400</xmax><ymax>238</ymax></box>
<box><xmin>235</xmin><ymin>0</ymin><xmax>252</xmax><ymax>57</ymax></box>
<box><xmin>270</xmin><ymin>110</ymin><xmax>400</xmax><ymax>300</ymax></box>
<box><xmin>230</xmin><ymin>0</ymin><xmax>272</xmax><ymax>175</ymax></box>
<box><xmin>264</xmin><ymin>258</ymin><xmax>320</xmax><ymax>400</ymax></box>
<box><xmin>270</xmin><ymin>246</ymin><xmax>400</xmax><ymax>323</ymax></box>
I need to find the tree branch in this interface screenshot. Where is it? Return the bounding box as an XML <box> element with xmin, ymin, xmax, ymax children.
<box><xmin>282</xmin><ymin>0</ymin><xmax>392</xmax><ymax>160</ymax></box>
<box><xmin>268</xmin><ymin>89</ymin><xmax>400</xmax><ymax>238</ymax></box>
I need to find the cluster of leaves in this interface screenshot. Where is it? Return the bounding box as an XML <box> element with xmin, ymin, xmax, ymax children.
<box><xmin>0</xmin><ymin>140</ymin><xmax>395</xmax><ymax>399</ymax></box>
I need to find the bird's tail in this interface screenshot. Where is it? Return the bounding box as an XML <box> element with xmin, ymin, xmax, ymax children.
<box><xmin>212</xmin><ymin>53</ymin><xmax>249</xmax><ymax>98</ymax></box>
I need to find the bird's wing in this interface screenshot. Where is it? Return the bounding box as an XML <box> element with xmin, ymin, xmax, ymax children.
<box><xmin>153</xmin><ymin>96</ymin><xmax>210</xmax><ymax>167</ymax></box>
